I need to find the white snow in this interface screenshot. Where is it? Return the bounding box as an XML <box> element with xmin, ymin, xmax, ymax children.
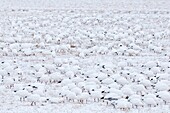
<box><xmin>0</xmin><ymin>0</ymin><xmax>170</xmax><ymax>113</ymax></box>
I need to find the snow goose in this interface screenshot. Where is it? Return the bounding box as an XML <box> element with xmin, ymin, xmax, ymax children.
<box><xmin>60</xmin><ymin>78</ymin><xmax>72</xmax><ymax>86</ymax></box>
<box><xmin>120</xmin><ymin>70</ymin><xmax>131</xmax><ymax>80</ymax></box>
<box><xmin>156</xmin><ymin>73</ymin><xmax>170</xmax><ymax>81</ymax></box>
<box><xmin>155</xmin><ymin>81</ymin><xmax>169</xmax><ymax>91</ymax></box>
<box><xmin>27</xmin><ymin>94</ymin><xmax>41</xmax><ymax>106</ymax></box>
<box><xmin>39</xmin><ymin>74</ymin><xmax>49</xmax><ymax>84</ymax></box>
<box><xmin>156</xmin><ymin>91</ymin><xmax>170</xmax><ymax>104</ymax></box>
<box><xmin>4</xmin><ymin>66</ymin><xmax>15</xmax><ymax>75</ymax></box>
<box><xmin>89</xmin><ymin>90</ymin><xmax>103</xmax><ymax>102</ymax></box>
<box><xmin>166</xmin><ymin>68</ymin><xmax>170</xmax><ymax>74</ymax></box>
<box><xmin>121</xmin><ymin>85</ymin><xmax>135</xmax><ymax>96</ymax></box>
<box><xmin>116</xmin><ymin>98</ymin><xmax>132</xmax><ymax>111</ymax></box>
<box><xmin>77</xmin><ymin>81</ymin><xmax>86</xmax><ymax>89</ymax></box>
<box><xmin>14</xmin><ymin>88</ymin><xmax>30</xmax><ymax>102</ymax></box>
<box><xmin>65</xmin><ymin>70</ymin><xmax>75</xmax><ymax>79</ymax></box>
<box><xmin>13</xmin><ymin>83</ymin><xmax>24</xmax><ymax>92</ymax></box>
<box><xmin>96</xmin><ymin>72</ymin><xmax>108</xmax><ymax>81</ymax></box>
<box><xmin>142</xmin><ymin>96</ymin><xmax>157</xmax><ymax>107</ymax></box>
<box><xmin>44</xmin><ymin>64</ymin><xmax>56</xmax><ymax>73</ymax></box>
<box><xmin>104</xmin><ymin>92</ymin><xmax>121</xmax><ymax>101</ymax></box>
<box><xmin>0</xmin><ymin>86</ymin><xmax>7</xmax><ymax>95</ymax></box>
<box><xmin>83</xmin><ymin>83</ymin><xmax>99</xmax><ymax>92</ymax></box>
<box><xmin>150</xmin><ymin>77</ymin><xmax>158</xmax><ymax>84</ymax></box>
<box><xmin>144</xmin><ymin>93</ymin><xmax>157</xmax><ymax>101</ymax></box>
<box><xmin>35</xmin><ymin>72</ymin><xmax>44</xmax><ymax>82</ymax></box>
<box><xmin>48</xmin><ymin>97</ymin><xmax>65</xmax><ymax>104</ymax></box>
<box><xmin>126</xmin><ymin>49</ymin><xmax>139</xmax><ymax>56</ymax></box>
<box><xmin>77</xmin><ymin>92</ymin><xmax>90</xmax><ymax>104</ymax></box>
<box><xmin>101</xmin><ymin>77</ymin><xmax>114</xmax><ymax>85</ymax></box>
<box><xmin>153</xmin><ymin>47</ymin><xmax>163</xmax><ymax>53</ymax></box>
<box><xmin>71</xmin><ymin>87</ymin><xmax>82</xmax><ymax>96</ymax></box>
<box><xmin>3</xmin><ymin>77</ymin><xmax>15</xmax><ymax>88</ymax></box>
<box><xmin>67</xmin><ymin>83</ymin><xmax>77</xmax><ymax>90</ymax></box>
<box><xmin>108</xmin><ymin>88</ymin><xmax>124</xmax><ymax>97</ymax></box>
<box><xmin>108</xmin><ymin>82</ymin><xmax>121</xmax><ymax>89</ymax></box>
<box><xmin>118</xmin><ymin>61</ymin><xmax>127</xmax><ymax>70</ymax></box>
<box><xmin>0</xmin><ymin>70</ymin><xmax>7</xmax><ymax>79</ymax></box>
<box><xmin>49</xmin><ymin>72</ymin><xmax>63</xmax><ymax>83</ymax></box>
<box><xmin>66</xmin><ymin>91</ymin><xmax>77</xmax><ymax>102</ymax></box>
<box><xmin>115</xmin><ymin>76</ymin><xmax>129</xmax><ymax>86</ymax></box>
<box><xmin>129</xmin><ymin>94</ymin><xmax>142</xmax><ymax>100</ymax></box>
<box><xmin>85</xmin><ymin>78</ymin><xmax>100</xmax><ymax>84</ymax></box>
<box><xmin>143</xmin><ymin>61</ymin><xmax>158</xmax><ymax>69</ymax></box>
<box><xmin>139</xmin><ymin>78</ymin><xmax>153</xmax><ymax>88</ymax></box>
<box><xmin>38</xmin><ymin>67</ymin><xmax>47</xmax><ymax>74</ymax></box>
<box><xmin>33</xmin><ymin>89</ymin><xmax>46</xmax><ymax>97</ymax></box>
<box><xmin>72</xmin><ymin>77</ymin><xmax>84</xmax><ymax>84</ymax></box>
<box><xmin>150</xmin><ymin>67</ymin><xmax>161</xmax><ymax>74</ymax></box>
<box><xmin>58</xmin><ymin>87</ymin><xmax>69</xmax><ymax>98</ymax></box>
<box><xmin>33</xmin><ymin>64</ymin><xmax>43</xmax><ymax>72</ymax></box>
<box><xmin>44</xmin><ymin>34</ymin><xmax>52</xmax><ymax>43</ymax></box>
<box><xmin>132</xmin><ymin>84</ymin><xmax>147</xmax><ymax>95</ymax></box>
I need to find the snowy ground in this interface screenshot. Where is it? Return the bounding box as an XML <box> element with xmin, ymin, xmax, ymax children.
<box><xmin>0</xmin><ymin>0</ymin><xmax>170</xmax><ymax>11</ymax></box>
<box><xmin>0</xmin><ymin>0</ymin><xmax>170</xmax><ymax>113</ymax></box>
<box><xmin>0</xmin><ymin>103</ymin><xmax>170</xmax><ymax>113</ymax></box>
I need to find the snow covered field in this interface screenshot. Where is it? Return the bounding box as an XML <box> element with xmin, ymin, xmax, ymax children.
<box><xmin>0</xmin><ymin>0</ymin><xmax>170</xmax><ymax>113</ymax></box>
<box><xmin>0</xmin><ymin>0</ymin><xmax>170</xmax><ymax>11</ymax></box>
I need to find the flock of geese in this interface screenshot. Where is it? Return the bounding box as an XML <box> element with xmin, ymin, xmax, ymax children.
<box><xmin>0</xmin><ymin>10</ymin><xmax>170</xmax><ymax>110</ymax></box>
